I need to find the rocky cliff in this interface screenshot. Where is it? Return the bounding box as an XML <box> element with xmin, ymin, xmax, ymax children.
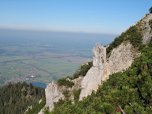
<box><xmin>79</xmin><ymin>44</ymin><xmax>106</xmax><ymax>100</ymax></box>
<box><xmin>79</xmin><ymin>42</ymin><xmax>138</xmax><ymax>100</ymax></box>
<box><xmin>45</xmin><ymin>82</ymin><xmax>65</xmax><ymax>111</ymax></box>
<box><xmin>138</xmin><ymin>14</ymin><xmax>152</xmax><ymax>44</ymax></box>
<box><xmin>39</xmin><ymin>77</ymin><xmax>83</xmax><ymax>113</ymax></box>
<box><xmin>40</xmin><ymin>13</ymin><xmax>152</xmax><ymax>113</ymax></box>
<box><xmin>79</xmin><ymin>13</ymin><xmax>152</xmax><ymax>100</ymax></box>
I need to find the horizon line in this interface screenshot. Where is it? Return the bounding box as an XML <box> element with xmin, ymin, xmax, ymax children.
<box><xmin>0</xmin><ymin>26</ymin><xmax>118</xmax><ymax>36</ymax></box>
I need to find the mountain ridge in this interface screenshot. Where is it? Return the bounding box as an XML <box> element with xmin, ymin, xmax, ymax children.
<box><xmin>38</xmin><ymin>12</ymin><xmax>152</xmax><ymax>114</ymax></box>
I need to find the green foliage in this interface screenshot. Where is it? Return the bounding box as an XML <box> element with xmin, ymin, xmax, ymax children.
<box><xmin>102</xmin><ymin>103</ymin><xmax>115</xmax><ymax>114</ymax></box>
<box><xmin>47</xmin><ymin>43</ymin><xmax>152</xmax><ymax>114</ymax></box>
<box><xmin>63</xmin><ymin>90</ymin><xmax>71</xmax><ymax>99</ymax></box>
<box><xmin>73</xmin><ymin>61</ymin><xmax>93</xmax><ymax>79</ymax></box>
<box><xmin>43</xmin><ymin>107</ymin><xmax>51</xmax><ymax>114</ymax></box>
<box><xmin>57</xmin><ymin>78</ymin><xmax>74</xmax><ymax>88</ymax></box>
<box><xmin>107</xmin><ymin>25</ymin><xmax>142</xmax><ymax>56</ymax></box>
<box><xmin>149</xmin><ymin>7</ymin><xmax>152</xmax><ymax>13</ymax></box>
<box><xmin>25</xmin><ymin>97</ymin><xmax>46</xmax><ymax>114</ymax></box>
<box><xmin>73</xmin><ymin>89</ymin><xmax>81</xmax><ymax>102</ymax></box>
<box><xmin>0</xmin><ymin>82</ymin><xmax>45</xmax><ymax>114</ymax></box>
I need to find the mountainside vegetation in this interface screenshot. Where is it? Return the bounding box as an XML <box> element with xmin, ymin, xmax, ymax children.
<box><xmin>72</xmin><ymin>61</ymin><xmax>93</xmax><ymax>79</ymax></box>
<box><xmin>56</xmin><ymin>61</ymin><xmax>93</xmax><ymax>88</ymax></box>
<box><xmin>149</xmin><ymin>7</ymin><xmax>152</xmax><ymax>13</ymax></box>
<box><xmin>46</xmin><ymin>39</ymin><xmax>152</xmax><ymax>114</ymax></box>
<box><xmin>106</xmin><ymin>25</ymin><xmax>142</xmax><ymax>57</ymax></box>
<box><xmin>0</xmin><ymin>82</ymin><xmax>45</xmax><ymax>114</ymax></box>
<box><xmin>57</xmin><ymin>78</ymin><xmax>74</xmax><ymax>88</ymax></box>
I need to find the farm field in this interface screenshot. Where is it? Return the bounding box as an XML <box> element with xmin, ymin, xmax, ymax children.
<box><xmin>0</xmin><ymin>45</ymin><xmax>89</xmax><ymax>85</ymax></box>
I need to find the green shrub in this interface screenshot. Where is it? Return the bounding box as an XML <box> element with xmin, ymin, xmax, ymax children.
<box><xmin>149</xmin><ymin>20</ymin><xmax>152</xmax><ymax>29</ymax></box>
<box><xmin>73</xmin><ymin>89</ymin><xmax>81</xmax><ymax>102</ymax></box>
<box><xmin>43</xmin><ymin>107</ymin><xmax>50</xmax><ymax>114</ymax></box>
<box><xmin>149</xmin><ymin>7</ymin><xmax>152</xmax><ymax>13</ymax></box>
<box><xmin>73</xmin><ymin>61</ymin><xmax>93</xmax><ymax>79</ymax></box>
<box><xmin>63</xmin><ymin>90</ymin><xmax>70</xmax><ymax>99</ymax></box>
<box><xmin>26</xmin><ymin>97</ymin><xmax>46</xmax><ymax>114</ymax></box>
<box><xmin>57</xmin><ymin>78</ymin><xmax>74</xmax><ymax>88</ymax></box>
<box><xmin>107</xmin><ymin>26</ymin><xmax>142</xmax><ymax>57</ymax></box>
<box><xmin>102</xmin><ymin>103</ymin><xmax>115</xmax><ymax>114</ymax></box>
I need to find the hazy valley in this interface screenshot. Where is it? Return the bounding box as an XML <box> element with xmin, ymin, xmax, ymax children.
<box><xmin>0</xmin><ymin>29</ymin><xmax>115</xmax><ymax>85</ymax></box>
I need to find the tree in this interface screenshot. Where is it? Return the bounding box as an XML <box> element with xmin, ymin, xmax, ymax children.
<box><xmin>149</xmin><ymin>7</ymin><xmax>152</xmax><ymax>13</ymax></box>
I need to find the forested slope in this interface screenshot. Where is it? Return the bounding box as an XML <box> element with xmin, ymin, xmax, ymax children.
<box><xmin>0</xmin><ymin>82</ymin><xmax>45</xmax><ymax>114</ymax></box>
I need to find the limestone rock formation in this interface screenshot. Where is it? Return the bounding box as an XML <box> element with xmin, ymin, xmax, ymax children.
<box><xmin>39</xmin><ymin>76</ymin><xmax>83</xmax><ymax>113</ymax></box>
<box><xmin>79</xmin><ymin>13</ymin><xmax>152</xmax><ymax>100</ymax></box>
<box><xmin>79</xmin><ymin>44</ymin><xmax>106</xmax><ymax>100</ymax></box>
<box><xmin>107</xmin><ymin>42</ymin><xmax>135</xmax><ymax>75</ymax></box>
<box><xmin>138</xmin><ymin>14</ymin><xmax>152</xmax><ymax>44</ymax></box>
<box><xmin>38</xmin><ymin>82</ymin><xmax>65</xmax><ymax>114</ymax></box>
<box><xmin>79</xmin><ymin>42</ymin><xmax>137</xmax><ymax>100</ymax></box>
<box><xmin>72</xmin><ymin>76</ymin><xmax>83</xmax><ymax>90</ymax></box>
<box><xmin>45</xmin><ymin>81</ymin><xmax>65</xmax><ymax>111</ymax></box>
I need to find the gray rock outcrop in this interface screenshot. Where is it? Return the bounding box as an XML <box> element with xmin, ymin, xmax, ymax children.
<box><xmin>138</xmin><ymin>14</ymin><xmax>152</xmax><ymax>44</ymax></box>
<box><xmin>39</xmin><ymin>77</ymin><xmax>83</xmax><ymax>113</ymax></box>
<box><xmin>79</xmin><ymin>13</ymin><xmax>152</xmax><ymax>100</ymax></box>
<box><xmin>107</xmin><ymin>42</ymin><xmax>135</xmax><ymax>75</ymax></box>
<box><xmin>79</xmin><ymin>42</ymin><xmax>137</xmax><ymax>100</ymax></box>
<box><xmin>45</xmin><ymin>81</ymin><xmax>65</xmax><ymax>111</ymax></box>
<box><xmin>79</xmin><ymin>44</ymin><xmax>106</xmax><ymax>100</ymax></box>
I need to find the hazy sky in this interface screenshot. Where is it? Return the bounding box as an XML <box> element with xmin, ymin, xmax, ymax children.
<box><xmin>0</xmin><ymin>0</ymin><xmax>152</xmax><ymax>34</ymax></box>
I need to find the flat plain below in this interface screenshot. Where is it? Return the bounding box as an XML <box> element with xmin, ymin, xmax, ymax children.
<box><xmin>0</xmin><ymin>29</ymin><xmax>115</xmax><ymax>85</ymax></box>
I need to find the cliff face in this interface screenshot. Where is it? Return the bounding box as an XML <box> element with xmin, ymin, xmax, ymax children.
<box><xmin>40</xmin><ymin>77</ymin><xmax>83</xmax><ymax>113</ymax></box>
<box><xmin>42</xmin><ymin>13</ymin><xmax>152</xmax><ymax>112</ymax></box>
<box><xmin>45</xmin><ymin>82</ymin><xmax>65</xmax><ymax>111</ymax></box>
<box><xmin>79</xmin><ymin>14</ymin><xmax>152</xmax><ymax>100</ymax></box>
<box><xmin>79</xmin><ymin>42</ymin><xmax>137</xmax><ymax>100</ymax></box>
<box><xmin>139</xmin><ymin>14</ymin><xmax>152</xmax><ymax>44</ymax></box>
<box><xmin>38</xmin><ymin>82</ymin><xmax>65</xmax><ymax>114</ymax></box>
<box><xmin>79</xmin><ymin>44</ymin><xmax>106</xmax><ymax>100</ymax></box>
<box><xmin>107</xmin><ymin>42</ymin><xmax>135</xmax><ymax>75</ymax></box>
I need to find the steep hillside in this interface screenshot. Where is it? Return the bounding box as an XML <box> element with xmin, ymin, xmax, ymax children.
<box><xmin>40</xmin><ymin>13</ymin><xmax>152</xmax><ymax>114</ymax></box>
<box><xmin>0</xmin><ymin>82</ymin><xmax>45</xmax><ymax>114</ymax></box>
<box><xmin>50</xmin><ymin>40</ymin><xmax>152</xmax><ymax>114</ymax></box>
